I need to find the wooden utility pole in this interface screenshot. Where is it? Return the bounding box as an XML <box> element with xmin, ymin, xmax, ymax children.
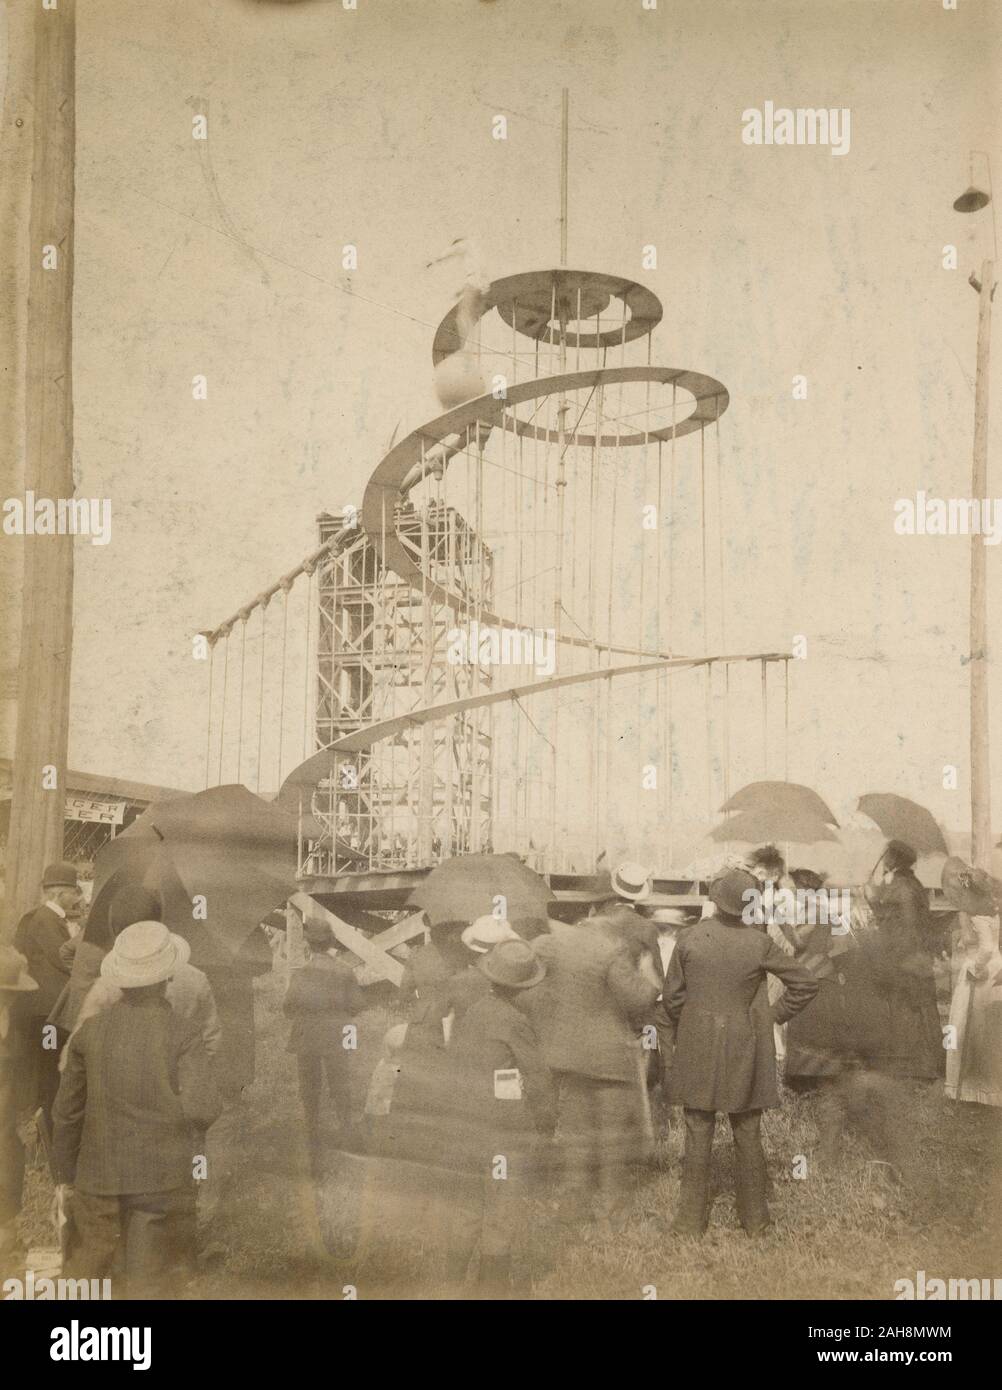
<box><xmin>969</xmin><ymin>258</ymin><xmax>994</xmax><ymax>872</ymax></box>
<box><xmin>2</xmin><ymin>0</ymin><xmax>76</xmax><ymax>935</ymax></box>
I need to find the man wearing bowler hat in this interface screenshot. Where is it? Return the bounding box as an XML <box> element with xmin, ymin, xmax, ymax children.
<box><xmin>663</xmin><ymin>868</ymin><xmax>818</xmax><ymax>1236</ymax></box>
<box><xmin>14</xmin><ymin>861</ymin><xmax>83</xmax><ymax>1127</ymax></box>
<box><xmin>52</xmin><ymin>921</ymin><xmax>220</xmax><ymax>1298</ymax></box>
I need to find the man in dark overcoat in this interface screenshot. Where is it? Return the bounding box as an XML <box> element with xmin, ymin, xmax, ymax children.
<box><xmin>663</xmin><ymin>869</ymin><xmax>819</xmax><ymax>1236</ymax></box>
<box><xmin>14</xmin><ymin>861</ymin><xmax>83</xmax><ymax>1126</ymax></box>
<box><xmin>284</xmin><ymin>919</ymin><xmax>365</xmax><ymax>1167</ymax></box>
<box><xmin>445</xmin><ymin>939</ymin><xmax>555</xmax><ymax>1294</ymax></box>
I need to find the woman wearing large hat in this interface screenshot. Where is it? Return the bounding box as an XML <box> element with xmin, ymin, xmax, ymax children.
<box><xmin>941</xmin><ymin>857</ymin><xmax>1002</xmax><ymax>1107</ymax></box>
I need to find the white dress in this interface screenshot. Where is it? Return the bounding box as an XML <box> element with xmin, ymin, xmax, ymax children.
<box><xmin>944</xmin><ymin>913</ymin><xmax>1002</xmax><ymax>1106</ymax></box>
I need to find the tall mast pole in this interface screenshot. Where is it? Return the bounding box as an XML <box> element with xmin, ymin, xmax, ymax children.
<box><xmin>969</xmin><ymin>257</ymin><xmax>993</xmax><ymax>871</ymax></box>
<box><xmin>3</xmin><ymin>0</ymin><xmax>76</xmax><ymax>934</ymax></box>
<box><xmin>559</xmin><ymin>87</ymin><xmax>569</xmax><ymax>268</ymax></box>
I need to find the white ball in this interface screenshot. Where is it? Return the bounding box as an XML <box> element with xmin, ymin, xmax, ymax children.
<box><xmin>434</xmin><ymin>352</ymin><xmax>487</xmax><ymax>410</ymax></box>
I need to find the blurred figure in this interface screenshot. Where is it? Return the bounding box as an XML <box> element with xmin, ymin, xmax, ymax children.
<box><xmin>0</xmin><ymin>946</ymin><xmax>38</xmax><ymax>1272</ymax></box>
<box><xmin>284</xmin><ymin>919</ymin><xmax>365</xmax><ymax>1171</ymax></box>
<box><xmin>663</xmin><ymin>869</ymin><xmax>818</xmax><ymax>1237</ymax></box>
<box><xmin>49</xmin><ymin>885</ymin><xmax>162</xmax><ymax>1036</ymax></box>
<box><xmin>534</xmin><ymin>910</ymin><xmax>659</xmax><ymax>1232</ymax></box>
<box><xmin>445</xmin><ymin>940</ymin><xmax>555</xmax><ymax>1295</ymax></box>
<box><xmin>784</xmin><ymin>898</ymin><xmax>908</xmax><ymax>1179</ymax></box>
<box><xmin>865</xmin><ymin>840</ymin><xmax>945</xmax><ymax>1080</ymax></box>
<box><xmin>747</xmin><ymin>844</ymin><xmax>797</xmax><ymax>1067</ymax></box>
<box><xmin>52</xmin><ymin>923</ymin><xmax>220</xmax><ymax>1299</ymax></box>
<box><xmin>942</xmin><ymin>857</ymin><xmax>1002</xmax><ymax>1107</ymax></box>
<box><xmin>71</xmin><ymin>896</ymin><xmax>220</xmax><ymax>1061</ymax></box>
<box><xmin>391</xmin><ymin>917</ymin><xmax>491</xmax><ymax>1155</ymax></box>
<box><xmin>14</xmin><ymin>862</ymin><xmax>83</xmax><ymax>1129</ymax></box>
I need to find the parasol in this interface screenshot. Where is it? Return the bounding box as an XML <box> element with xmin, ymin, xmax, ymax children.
<box><xmin>709</xmin><ymin>781</ymin><xmax>840</xmax><ymax>845</ymax></box>
<box><xmin>856</xmin><ymin>793</ymin><xmax>948</xmax><ymax>857</ymax></box>
<box><xmin>90</xmin><ymin>785</ymin><xmax>298</xmax><ymax>959</ymax></box>
<box><xmin>408</xmin><ymin>852</ymin><xmax>550</xmax><ymax>932</ymax></box>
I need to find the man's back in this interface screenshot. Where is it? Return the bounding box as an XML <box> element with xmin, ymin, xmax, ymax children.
<box><xmin>15</xmin><ymin>906</ymin><xmax>71</xmax><ymax>1017</ymax></box>
<box><xmin>283</xmin><ymin>953</ymin><xmax>364</xmax><ymax>1054</ymax></box>
<box><xmin>74</xmin><ymin>961</ymin><xmax>221</xmax><ymax>1057</ymax></box>
<box><xmin>53</xmin><ymin>994</ymin><xmax>220</xmax><ymax>1196</ymax></box>
<box><xmin>534</xmin><ymin>921</ymin><xmax>658</xmax><ymax>1082</ymax></box>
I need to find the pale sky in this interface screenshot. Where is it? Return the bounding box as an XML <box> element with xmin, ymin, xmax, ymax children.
<box><xmin>6</xmin><ymin>0</ymin><xmax>1002</xmax><ymax>848</ymax></box>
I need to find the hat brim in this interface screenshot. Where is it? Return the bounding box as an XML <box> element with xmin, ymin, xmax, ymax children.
<box><xmin>613</xmin><ymin>881</ymin><xmax>651</xmax><ymax>902</ymax></box>
<box><xmin>479</xmin><ymin>958</ymin><xmax>547</xmax><ymax>989</ymax></box>
<box><xmin>941</xmin><ymin>857</ymin><xmax>999</xmax><ymax>916</ymax></box>
<box><xmin>100</xmin><ymin>934</ymin><xmax>187</xmax><ymax>989</ymax></box>
<box><xmin>0</xmin><ymin>973</ymin><xmax>39</xmax><ymax>992</ymax></box>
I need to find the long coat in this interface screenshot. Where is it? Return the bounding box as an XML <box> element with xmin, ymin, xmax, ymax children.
<box><xmin>14</xmin><ymin>905</ymin><xmax>72</xmax><ymax>1019</ymax></box>
<box><xmin>448</xmin><ymin>990</ymin><xmax>556</xmax><ymax>1165</ymax></box>
<box><xmin>533</xmin><ymin>920</ymin><xmax>659</xmax><ymax>1083</ymax></box>
<box><xmin>52</xmin><ymin>994</ymin><xmax>220</xmax><ymax>1195</ymax></box>
<box><xmin>663</xmin><ymin>917</ymin><xmax>819</xmax><ymax>1112</ymax></box>
<box><xmin>48</xmin><ymin>940</ymin><xmax>106</xmax><ymax>1035</ymax></box>
<box><xmin>75</xmin><ymin>963</ymin><xmax>222</xmax><ymax>1060</ymax></box>
<box><xmin>283</xmin><ymin>954</ymin><xmax>364</xmax><ymax>1055</ymax></box>
<box><xmin>868</xmin><ymin>870</ymin><xmax>944</xmax><ymax>1079</ymax></box>
<box><xmin>385</xmin><ymin>961</ymin><xmax>490</xmax><ymax>1167</ymax></box>
<box><xmin>784</xmin><ymin>926</ymin><xmax>887</xmax><ymax>1079</ymax></box>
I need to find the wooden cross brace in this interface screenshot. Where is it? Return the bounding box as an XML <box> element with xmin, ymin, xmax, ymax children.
<box><xmin>288</xmin><ymin>892</ymin><xmax>427</xmax><ymax>988</ymax></box>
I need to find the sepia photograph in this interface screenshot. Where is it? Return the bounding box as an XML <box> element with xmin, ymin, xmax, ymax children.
<box><xmin>0</xmin><ymin>0</ymin><xmax>1000</xmax><ymax>1348</ymax></box>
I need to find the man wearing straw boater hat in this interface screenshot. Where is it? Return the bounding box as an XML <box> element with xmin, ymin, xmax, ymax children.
<box><xmin>52</xmin><ymin>922</ymin><xmax>220</xmax><ymax>1298</ymax></box>
<box><xmin>0</xmin><ymin>945</ymin><xmax>38</xmax><ymax>1271</ymax></box>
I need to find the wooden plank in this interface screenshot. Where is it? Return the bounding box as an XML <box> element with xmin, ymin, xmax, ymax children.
<box><xmin>3</xmin><ymin>1</ymin><xmax>76</xmax><ymax>936</ymax></box>
<box><xmin>290</xmin><ymin>891</ymin><xmax>405</xmax><ymax>987</ymax></box>
<box><xmin>368</xmin><ymin>910</ymin><xmax>427</xmax><ymax>953</ymax></box>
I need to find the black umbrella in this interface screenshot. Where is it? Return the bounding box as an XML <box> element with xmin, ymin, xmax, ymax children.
<box><xmin>90</xmin><ymin>785</ymin><xmax>298</xmax><ymax>958</ymax></box>
<box><xmin>710</xmin><ymin>780</ymin><xmax>840</xmax><ymax>846</ymax></box>
<box><xmin>409</xmin><ymin>852</ymin><xmax>550</xmax><ymax>932</ymax></box>
<box><xmin>856</xmin><ymin>793</ymin><xmax>948</xmax><ymax>857</ymax></box>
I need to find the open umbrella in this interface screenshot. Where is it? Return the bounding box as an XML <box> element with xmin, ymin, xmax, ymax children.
<box><xmin>90</xmin><ymin>785</ymin><xmax>298</xmax><ymax>959</ymax></box>
<box><xmin>409</xmin><ymin>852</ymin><xmax>550</xmax><ymax>933</ymax></box>
<box><xmin>721</xmin><ymin>780</ymin><xmax>839</xmax><ymax>827</ymax></box>
<box><xmin>708</xmin><ymin>807</ymin><xmax>840</xmax><ymax>845</ymax></box>
<box><xmin>710</xmin><ymin>781</ymin><xmax>840</xmax><ymax>845</ymax></box>
<box><xmin>856</xmin><ymin>793</ymin><xmax>948</xmax><ymax>857</ymax></box>
<box><xmin>86</xmin><ymin>827</ymin><xmax>190</xmax><ymax>945</ymax></box>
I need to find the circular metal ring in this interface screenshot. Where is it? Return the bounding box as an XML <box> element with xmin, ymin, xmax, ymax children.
<box><xmin>432</xmin><ymin>268</ymin><xmax>664</xmax><ymax>365</ymax></box>
<box><xmin>362</xmin><ymin>365</ymin><xmax>728</xmax><ymax>630</ymax></box>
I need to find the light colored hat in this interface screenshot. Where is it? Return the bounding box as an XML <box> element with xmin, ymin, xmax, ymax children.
<box><xmin>460</xmin><ymin>914</ymin><xmax>519</xmax><ymax>954</ymax></box>
<box><xmin>0</xmin><ymin>945</ymin><xmax>38</xmax><ymax>993</ymax></box>
<box><xmin>100</xmin><ymin>921</ymin><xmax>190</xmax><ymax>989</ymax></box>
<box><xmin>611</xmin><ymin>861</ymin><xmax>652</xmax><ymax>902</ymax></box>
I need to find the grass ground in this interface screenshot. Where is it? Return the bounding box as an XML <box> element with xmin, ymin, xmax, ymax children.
<box><xmin>18</xmin><ymin>966</ymin><xmax>1002</xmax><ymax>1301</ymax></box>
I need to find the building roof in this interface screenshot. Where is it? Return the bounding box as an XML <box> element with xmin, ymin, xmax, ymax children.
<box><xmin>0</xmin><ymin>758</ymin><xmax>189</xmax><ymax>807</ymax></box>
